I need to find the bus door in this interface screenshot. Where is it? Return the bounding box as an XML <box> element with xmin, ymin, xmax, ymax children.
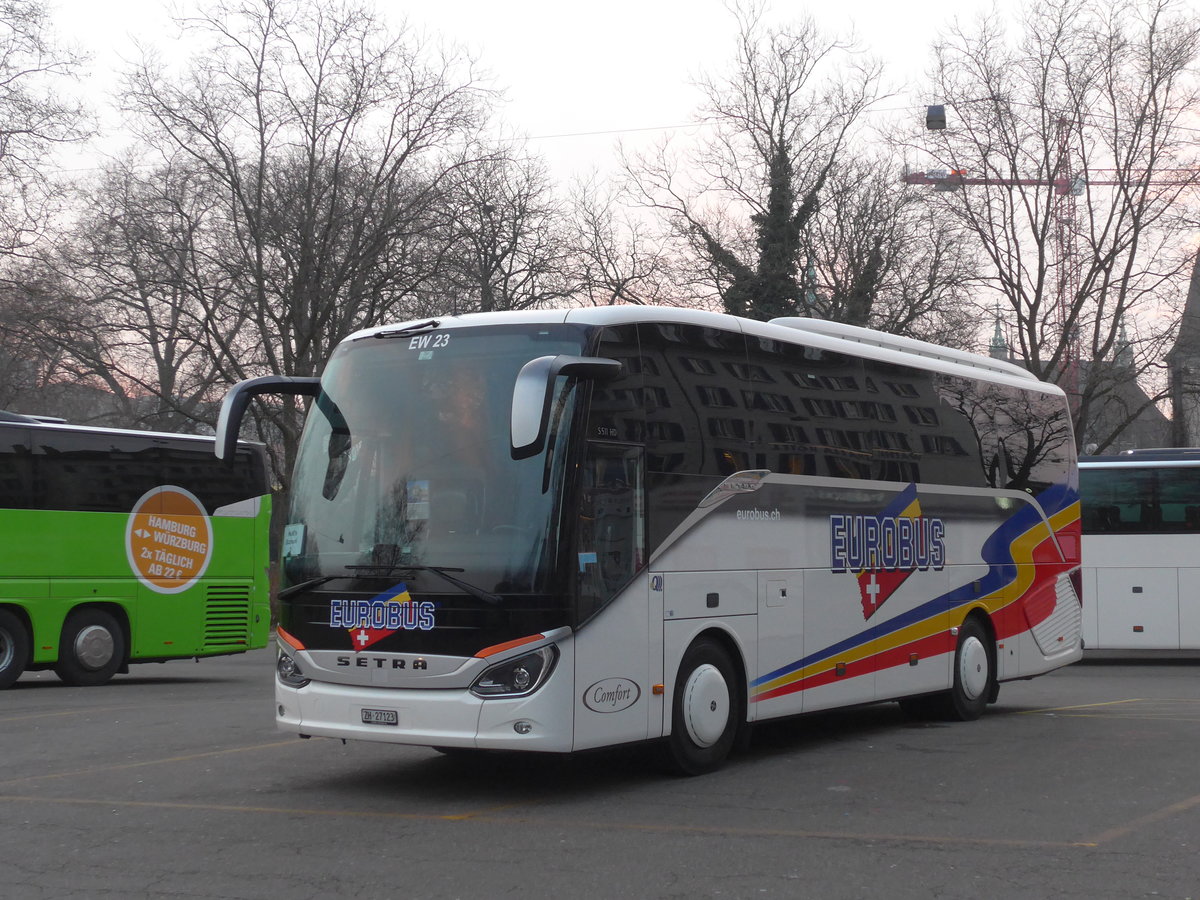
<box><xmin>571</xmin><ymin>442</ymin><xmax>654</xmax><ymax>750</ymax></box>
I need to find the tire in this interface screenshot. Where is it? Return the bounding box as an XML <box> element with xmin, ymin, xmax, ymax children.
<box><xmin>55</xmin><ymin>608</ymin><xmax>125</xmax><ymax>687</ymax></box>
<box><xmin>0</xmin><ymin>608</ymin><xmax>30</xmax><ymax>690</ymax></box>
<box><xmin>947</xmin><ymin>617</ymin><xmax>994</xmax><ymax>720</ymax></box>
<box><xmin>662</xmin><ymin>637</ymin><xmax>743</xmax><ymax>776</ymax></box>
<box><xmin>899</xmin><ymin>617</ymin><xmax>995</xmax><ymax>721</ymax></box>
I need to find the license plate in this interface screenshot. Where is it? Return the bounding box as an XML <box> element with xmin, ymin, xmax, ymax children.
<box><xmin>361</xmin><ymin>708</ymin><xmax>398</xmax><ymax>726</ymax></box>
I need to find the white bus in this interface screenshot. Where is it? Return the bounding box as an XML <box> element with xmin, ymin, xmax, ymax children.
<box><xmin>218</xmin><ymin>307</ymin><xmax>1083</xmax><ymax>774</ymax></box>
<box><xmin>1080</xmin><ymin>451</ymin><xmax>1200</xmax><ymax>651</ymax></box>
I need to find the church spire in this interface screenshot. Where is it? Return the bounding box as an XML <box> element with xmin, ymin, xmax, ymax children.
<box><xmin>989</xmin><ymin>303</ymin><xmax>1009</xmax><ymax>361</ymax></box>
<box><xmin>1115</xmin><ymin>316</ymin><xmax>1133</xmax><ymax>369</ymax></box>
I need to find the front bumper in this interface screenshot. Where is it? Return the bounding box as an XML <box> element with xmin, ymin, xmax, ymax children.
<box><xmin>275</xmin><ymin>662</ymin><xmax>575</xmax><ymax>752</ymax></box>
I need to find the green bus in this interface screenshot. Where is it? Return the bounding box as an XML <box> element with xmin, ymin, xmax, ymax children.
<box><xmin>0</xmin><ymin>414</ymin><xmax>272</xmax><ymax>688</ymax></box>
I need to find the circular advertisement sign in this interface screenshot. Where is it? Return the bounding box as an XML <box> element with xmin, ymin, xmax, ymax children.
<box><xmin>125</xmin><ymin>486</ymin><xmax>214</xmax><ymax>594</ymax></box>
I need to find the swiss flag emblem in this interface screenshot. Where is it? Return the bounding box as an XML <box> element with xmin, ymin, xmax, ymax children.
<box><xmin>350</xmin><ymin>625</ymin><xmax>392</xmax><ymax>652</ymax></box>
<box><xmin>858</xmin><ymin>568</ymin><xmax>913</xmax><ymax>619</ymax></box>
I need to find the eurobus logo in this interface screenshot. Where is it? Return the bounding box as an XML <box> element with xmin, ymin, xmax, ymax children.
<box><xmin>329</xmin><ymin>582</ymin><xmax>435</xmax><ymax>651</ymax></box>
<box><xmin>829</xmin><ymin>484</ymin><xmax>946</xmax><ymax>620</ymax></box>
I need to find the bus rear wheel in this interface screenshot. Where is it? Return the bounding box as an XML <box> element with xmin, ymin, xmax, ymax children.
<box><xmin>55</xmin><ymin>608</ymin><xmax>125</xmax><ymax>687</ymax></box>
<box><xmin>903</xmin><ymin>617</ymin><xmax>994</xmax><ymax>721</ymax></box>
<box><xmin>946</xmin><ymin>617</ymin><xmax>994</xmax><ymax>720</ymax></box>
<box><xmin>662</xmin><ymin>637</ymin><xmax>742</xmax><ymax>776</ymax></box>
<box><xmin>0</xmin><ymin>608</ymin><xmax>30</xmax><ymax>689</ymax></box>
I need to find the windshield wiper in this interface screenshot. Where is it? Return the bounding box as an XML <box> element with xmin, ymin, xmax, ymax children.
<box><xmin>278</xmin><ymin>575</ymin><xmax>342</xmax><ymax>599</ymax></box>
<box><xmin>344</xmin><ymin>564</ymin><xmax>502</xmax><ymax>606</ymax></box>
<box><xmin>365</xmin><ymin>320</ymin><xmax>440</xmax><ymax>340</ymax></box>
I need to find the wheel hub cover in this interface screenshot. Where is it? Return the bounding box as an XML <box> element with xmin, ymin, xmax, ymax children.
<box><xmin>75</xmin><ymin>625</ymin><xmax>115</xmax><ymax>671</ymax></box>
<box><xmin>683</xmin><ymin>663</ymin><xmax>729</xmax><ymax>748</ymax></box>
<box><xmin>959</xmin><ymin>635</ymin><xmax>989</xmax><ymax>701</ymax></box>
<box><xmin>0</xmin><ymin>630</ymin><xmax>12</xmax><ymax>670</ymax></box>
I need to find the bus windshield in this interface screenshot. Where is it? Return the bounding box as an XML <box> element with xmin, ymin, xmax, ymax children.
<box><xmin>284</xmin><ymin>323</ymin><xmax>589</xmax><ymax>603</ymax></box>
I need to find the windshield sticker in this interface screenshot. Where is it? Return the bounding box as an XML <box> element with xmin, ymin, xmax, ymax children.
<box><xmin>829</xmin><ymin>483</ymin><xmax>946</xmax><ymax>621</ymax></box>
<box><xmin>406</xmin><ymin>480</ymin><xmax>430</xmax><ymax>520</ymax></box>
<box><xmin>330</xmin><ymin>582</ymin><xmax>436</xmax><ymax>651</ymax></box>
<box><xmin>281</xmin><ymin>523</ymin><xmax>305</xmax><ymax>558</ymax></box>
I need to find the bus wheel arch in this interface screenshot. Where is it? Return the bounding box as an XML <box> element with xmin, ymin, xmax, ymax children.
<box><xmin>946</xmin><ymin>611</ymin><xmax>997</xmax><ymax>721</ymax></box>
<box><xmin>662</xmin><ymin>630</ymin><xmax>747</xmax><ymax>776</ymax></box>
<box><xmin>54</xmin><ymin>605</ymin><xmax>128</xmax><ymax>687</ymax></box>
<box><xmin>0</xmin><ymin>606</ymin><xmax>31</xmax><ymax>689</ymax></box>
<box><xmin>899</xmin><ymin>610</ymin><xmax>997</xmax><ymax>721</ymax></box>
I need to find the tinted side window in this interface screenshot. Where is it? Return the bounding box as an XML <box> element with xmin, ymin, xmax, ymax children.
<box><xmin>638</xmin><ymin>323</ymin><xmax>751</xmax><ymax>477</ymax></box>
<box><xmin>1081</xmin><ymin>466</ymin><xmax>1200</xmax><ymax>534</ymax></box>
<box><xmin>1157</xmin><ymin>467</ymin><xmax>1200</xmax><ymax>531</ymax></box>
<box><xmin>160</xmin><ymin>446</ymin><xmax>267</xmax><ymax>511</ymax></box>
<box><xmin>934</xmin><ymin>373</ymin><xmax>1071</xmax><ymax>493</ymax></box>
<box><xmin>637</xmin><ymin>323</ymin><xmax>750</xmax><ymax>557</ymax></box>
<box><xmin>749</xmin><ymin>337</ymin><xmax>868</xmax><ymax>478</ymax></box>
<box><xmin>0</xmin><ymin>426</ymin><xmax>33</xmax><ymax>509</ymax></box>
<box><xmin>35</xmin><ymin>434</ymin><xmax>165</xmax><ymax>512</ymax></box>
<box><xmin>31</xmin><ymin>429</ymin><xmax>266</xmax><ymax>513</ymax></box>
<box><xmin>587</xmin><ymin>325</ymin><xmax>644</xmax><ymax>444</ymax></box>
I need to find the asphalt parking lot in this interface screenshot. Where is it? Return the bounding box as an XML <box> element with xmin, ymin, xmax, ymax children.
<box><xmin>1</xmin><ymin>649</ymin><xmax>1198</xmax><ymax>899</ymax></box>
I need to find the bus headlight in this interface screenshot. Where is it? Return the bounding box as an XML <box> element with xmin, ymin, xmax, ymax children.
<box><xmin>277</xmin><ymin>650</ymin><xmax>310</xmax><ymax>688</ymax></box>
<box><xmin>470</xmin><ymin>646</ymin><xmax>558</xmax><ymax>698</ymax></box>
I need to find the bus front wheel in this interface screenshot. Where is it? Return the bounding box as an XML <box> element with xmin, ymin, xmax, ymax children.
<box><xmin>55</xmin><ymin>608</ymin><xmax>125</xmax><ymax>687</ymax></box>
<box><xmin>0</xmin><ymin>608</ymin><xmax>30</xmax><ymax>689</ymax></box>
<box><xmin>662</xmin><ymin>638</ymin><xmax>742</xmax><ymax>776</ymax></box>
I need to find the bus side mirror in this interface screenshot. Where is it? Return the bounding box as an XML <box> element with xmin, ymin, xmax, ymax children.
<box><xmin>511</xmin><ymin>355</ymin><xmax>622</xmax><ymax>460</ymax></box>
<box><xmin>215</xmin><ymin>375</ymin><xmax>321</xmax><ymax>461</ymax></box>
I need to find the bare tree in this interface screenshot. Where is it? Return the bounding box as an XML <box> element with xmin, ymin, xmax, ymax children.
<box><xmin>91</xmin><ymin>0</ymin><xmax>499</xmax><ymax>479</ymax></box>
<box><xmin>567</xmin><ymin>175</ymin><xmax>680</xmax><ymax>307</ymax></box>
<box><xmin>428</xmin><ymin>150</ymin><xmax>574</xmax><ymax>312</ymax></box>
<box><xmin>0</xmin><ymin>0</ymin><xmax>88</xmax><ymax>258</ymax></box>
<box><xmin>915</xmin><ymin>0</ymin><xmax>1200</xmax><ymax>447</ymax></box>
<box><xmin>623</xmin><ymin>2</ymin><xmax>882</xmax><ymax>320</ymax></box>
<box><xmin>0</xmin><ymin>276</ymin><xmax>83</xmax><ymax>413</ymax></box>
<box><xmin>805</xmin><ymin>155</ymin><xmax>981</xmax><ymax>347</ymax></box>
<box><xmin>20</xmin><ymin>155</ymin><xmax>247</xmax><ymax>431</ymax></box>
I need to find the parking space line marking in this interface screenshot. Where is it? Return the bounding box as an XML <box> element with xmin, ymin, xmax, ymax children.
<box><xmin>1018</xmin><ymin>699</ymin><xmax>1144</xmax><ymax>714</ymax></box>
<box><xmin>0</xmin><ymin>795</ymin><xmax>529</xmax><ymax>825</ymax></box>
<box><xmin>0</xmin><ymin>740</ymin><xmax>298</xmax><ymax>788</ymax></box>
<box><xmin>0</xmin><ymin>795</ymin><xmax>439</xmax><ymax>820</ymax></box>
<box><xmin>1017</xmin><ymin>698</ymin><xmax>1200</xmax><ymax>721</ymax></box>
<box><xmin>1046</xmin><ymin>720</ymin><xmax>1200</xmax><ymax>724</ymax></box>
<box><xmin>0</xmin><ymin>794</ymin><xmax>1091</xmax><ymax>848</ymax></box>
<box><xmin>441</xmin><ymin>804</ymin><xmax>526</xmax><ymax>820</ymax></box>
<box><xmin>1086</xmin><ymin>791</ymin><xmax>1200</xmax><ymax>845</ymax></box>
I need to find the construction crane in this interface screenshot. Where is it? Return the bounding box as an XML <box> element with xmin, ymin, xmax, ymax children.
<box><xmin>903</xmin><ymin>116</ymin><xmax>1083</xmax><ymax>408</ymax></box>
<box><xmin>905</xmin><ymin>107</ymin><xmax>1199</xmax><ymax>421</ymax></box>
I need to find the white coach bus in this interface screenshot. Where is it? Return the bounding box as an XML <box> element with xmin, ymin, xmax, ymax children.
<box><xmin>1080</xmin><ymin>451</ymin><xmax>1200</xmax><ymax>651</ymax></box>
<box><xmin>217</xmin><ymin>307</ymin><xmax>1083</xmax><ymax>774</ymax></box>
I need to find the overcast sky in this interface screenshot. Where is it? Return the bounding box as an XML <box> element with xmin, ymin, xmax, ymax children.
<box><xmin>50</xmin><ymin>0</ymin><xmax>999</xmax><ymax>179</ymax></box>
